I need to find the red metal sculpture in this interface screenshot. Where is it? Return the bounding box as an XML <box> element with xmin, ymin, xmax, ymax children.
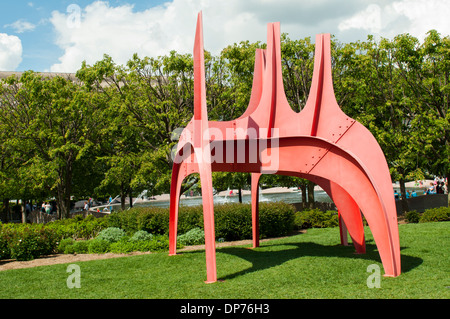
<box><xmin>169</xmin><ymin>12</ymin><xmax>401</xmax><ymax>283</ymax></box>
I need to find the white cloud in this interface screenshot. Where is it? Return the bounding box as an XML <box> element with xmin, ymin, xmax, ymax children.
<box><xmin>49</xmin><ymin>0</ymin><xmax>270</xmax><ymax>72</ymax></box>
<box><xmin>5</xmin><ymin>19</ymin><xmax>37</xmax><ymax>33</ymax></box>
<box><xmin>0</xmin><ymin>33</ymin><xmax>23</xmax><ymax>71</ymax></box>
<box><xmin>391</xmin><ymin>0</ymin><xmax>450</xmax><ymax>40</ymax></box>
<box><xmin>48</xmin><ymin>0</ymin><xmax>450</xmax><ymax>73</ymax></box>
<box><xmin>338</xmin><ymin>4</ymin><xmax>381</xmax><ymax>34</ymax></box>
<box><xmin>338</xmin><ymin>0</ymin><xmax>450</xmax><ymax>41</ymax></box>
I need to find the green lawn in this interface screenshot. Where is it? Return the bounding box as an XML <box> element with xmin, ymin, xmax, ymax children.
<box><xmin>0</xmin><ymin>222</ymin><xmax>448</xmax><ymax>299</ymax></box>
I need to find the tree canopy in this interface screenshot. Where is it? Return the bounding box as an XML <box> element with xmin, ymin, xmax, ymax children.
<box><xmin>0</xmin><ymin>30</ymin><xmax>448</xmax><ymax>220</ymax></box>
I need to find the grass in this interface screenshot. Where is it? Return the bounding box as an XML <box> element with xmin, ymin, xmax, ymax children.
<box><xmin>0</xmin><ymin>222</ymin><xmax>448</xmax><ymax>299</ymax></box>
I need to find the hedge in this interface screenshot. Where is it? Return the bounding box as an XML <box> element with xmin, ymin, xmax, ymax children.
<box><xmin>0</xmin><ymin>224</ymin><xmax>58</xmax><ymax>261</ymax></box>
<box><xmin>405</xmin><ymin>206</ymin><xmax>450</xmax><ymax>223</ymax></box>
<box><xmin>0</xmin><ymin>215</ymin><xmax>109</xmax><ymax>261</ymax></box>
<box><xmin>294</xmin><ymin>209</ymin><xmax>339</xmax><ymax>229</ymax></box>
<box><xmin>2</xmin><ymin>203</ymin><xmax>446</xmax><ymax>261</ymax></box>
<box><xmin>108</xmin><ymin>202</ymin><xmax>296</xmax><ymax>241</ymax></box>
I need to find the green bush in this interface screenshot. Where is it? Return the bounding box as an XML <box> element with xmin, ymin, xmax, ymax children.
<box><xmin>178</xmin><ymin>228</ymin><xmax>205</xmax><ymax>246</ymax></box>
<box><xmin>136</xmin><ymin>208</ymin><xmax>170</xmax><ymax>235</ymax></box>
<box><xmin>0</xmin><ymin>228</ymin><xmax>12</xmax><ymax>260</ymax></box>
<box><xmin>295</xmin><ymin>209</ymin><xmax>339</xmax><ymax>229</ymax></box>
<box><xmin>109</xmin><ymin>240</ymin><xmax>139</xmax><ymax>254</ymax></box>
<box><xmin>214</xmin><ymin>204</ymin><xmax>252</xmax><ymax>241</ymax></box>
<box><xmin>57</xmin><ymin>238</ymin><xmax>75</xmax><ymax>253</ymax></box>
<box><xmin>96</xmin><ymin>227</ymin><xmax>126</xmax><ymax>243</ymax></box>
<box><xmin>130</xmin><ymin>230</ymin><xmax>153</xmax><ymax>241</ymax></box>
<box><xmin>88</xmin><ymin>238</ymin><xmax>111</xmax><ymax>254</ymax></box>
<box><xmin>7</xmin><ymin>226</ymin><xmax>58</xmax><ymax>261</ymax></box>
<box><xmin>67</xmin><ymin>240</ymin><xmax>90</xmax><ymax>254</ymax></box>
<box><xmin>405</xmin><ymin>210</ymin><xmax>420</xmax><ymax>223</ymax></box>
<box><xmin>177</xmin><ymin>206</ymin><xmax>203</xmax><ymax>235</ymax></box>
<box><xmin>108</xmin><ymin>202</ymin><xmax>296</xmax><ymax>241</ymax></box>
<box><xmin>419</xmin><ymin>207</ymin><xmax>450</xmax><ymax>223</ymax></box>
<box><xmin>45</xmin><ymin>215</ymin><xmax>108</xmax><ymax>240</ymax></box>
<box><xmin>259</xmin><ymin>202</ymin><xmax>296</xmax><ymax>238</ymax></box>
<box><xmin>109</xmin><ymin>235</ymin><xmax>172</xmax><ymax>253</ymax></box>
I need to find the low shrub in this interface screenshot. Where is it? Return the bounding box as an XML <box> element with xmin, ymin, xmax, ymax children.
<box><xmin>419</xmin><ymin>207</ymin><xmax>450</xmax><ymax>223</ymax></box>
<box><xmin>0</xmin><ymin>228</ymin><xmax>12</xmax><ymax>260</ymax></box>
<box><xmin>294</xmin><ymin>209</ymin><xmax>339</xmax><ymax>229</ymax></box>
<box><xmin>96</xmin><ymin>227</ymin><xmax>126</xmax><ymax>243</ymax></box>
<box><xmin>7</xmin><ymin>226</ymin><xmax>58</xmax><ymax>261</ymax></box>
<box><xmin>109</xmin><ymin>235</ymin><xmax>171</xmax><ymax>253</ymax></box>
<box><xmin>259</xmin><ymin>202</ymin><xmax>296</xmax><ymax>238</ymax></box>
<box><xmin>68</xmin><ymin>240</ymin><xmax>90</xmax><ymax>254</ymax></box>
<box><xmin>214</xmin><ymin>204</ymin><xmax>252</xmax><ymax>241</ymax></box>
<box><xmin>108</xmin><ymin>202</ymin><xmax>295</xmax><ymax>241</ymax></box>
<box><xmin>57</xmin><ymin>238</ymin><xmax>75</xmax><ymax>253</ymax></box>
<box><xmin>178</xmin><ymin>228</ymin><xmax>205</xmax><ymax>246</ymax></box>
<box><xmin>45</xmin><ymin>215</ymin><xmax>108</xmax><ymax>240</ymax></box>
<box><xmin>130</xmin><ymin>230</ymin><xmax>153</xmax><ymax>241</ymax></box>
<box><xmin>405</xmin><ymin>210</ymin><xmax>420</xmax><ymax>223</ymax></box>
<box><xmin>88</xmin><ymin>238</ymin><xmax>111</xmax><ymax>254</ymax></box>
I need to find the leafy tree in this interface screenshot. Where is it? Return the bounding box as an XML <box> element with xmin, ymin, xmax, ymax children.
<box><xmin>0</xmin><ymin>72</ymin><xmax>101</xmax><ymax>219</ymax></box>
<box><xmin>393</xmin><ymin>31</ymin><xmax>449</xmax><ymax>189</ymax></box>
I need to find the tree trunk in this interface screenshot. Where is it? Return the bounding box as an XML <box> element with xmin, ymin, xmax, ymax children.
<box><xmin>238</xmin><ymin>187</ymin><xmax>242</xmax><ymax>203</ymax></box>
<box><xmin>1</xmin><ymin>198</ymin><xmax>9</xmax><ymax>223</ymax></box>
<box><xmin>307</xmin><ymin>181</ymin><xmax>315</xmax><ymax>209</ymax></box>
<box><xmin>399</xmin><ymin>178</ymin><xmax>409</xmax><ymax>213</ymax></box>
<box><xmin>21</xmin><ymin>200</ymin><xmax>26</xmax><ymax>224</ymax></box>
<box><xmin>300</xmin><ymin>184</ymin><xmax>307</xmax><ymax>205</ymax></box>
<box><xmin>120</xmin><ymin>182</ymin><xmax>127</xmax><ymax>211</ymax></box>
<box><xmin>129</xmin><ymin>189</ymin><xmax>133</xmax><ymax>208</ymax></box>
<box><xmin>57</xmin><ymin>162</ymin><xmax>73</xmax><ymax>219</ymax></box>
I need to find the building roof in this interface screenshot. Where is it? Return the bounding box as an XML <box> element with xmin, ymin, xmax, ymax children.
<box><xmin>0</xmin><ymin>71</ymin><xmax>77</xmax><ymax>81</ymax></box>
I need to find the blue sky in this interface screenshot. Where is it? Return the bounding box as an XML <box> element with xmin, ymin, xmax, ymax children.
<box><xmin>0</xmin><ymin>1</ymin><xmax>167</xmax><ymax>71</ymax></box>
<box><xmin>0</xmin><ymin>0</ymin><xmax>448</xmax><ymax>73</ymax></box>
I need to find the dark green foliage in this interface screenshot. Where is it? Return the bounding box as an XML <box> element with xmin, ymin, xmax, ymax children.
<box><xmin>5</xmin><ymin>226</ymin><xmax>58</xmax><ymax>261</ymax></box>
<box><xmin>259</xmin><ymin>202</ymin><xmax>296</xmax><ymax>238</ymax></box>
<box><xmin>419</xmin><ymin>207</ymin><xmax>450</xmax><ymax>223</ymax></box>
<box><xmin>88</xmin><ymin>238</ymin><xmax>111</xmax><ymax>254</ymax></box>
<box><xmin>57</xmin><ymin>238</ymin><xmax>75</xmax><ymax>253</ymax></box>
<box><xmin>45</xmin><ymin>214</ymin><xmax>108</xmax><ymax>240</ymax></box>
<box><xmin>108</xmin><ymin>202</ymin><xmax>296</xmax><ymax>241</ymax></box>
<box><xmin>109</xmin><ymin>234</ymin><xmax>171</xmax><ymax>253</ymax></box>
<box><xmin>214</xmin><ymin>204</ymin><xmax>252</xmax><ymax>241</ymax></box>
<box><xmin>294</xmin><ymin>209</ymin><xmax>339</xmax><ymax>229</ymax></box>
<box><xmin>64</xmin><ymin>240</ymin><xmax>90</xmax><ymax>254</ymax></box>
<box><xmin>405</xmin><ymin>210</ymin><xmax>420</xmax><ymax>223</ymax></box>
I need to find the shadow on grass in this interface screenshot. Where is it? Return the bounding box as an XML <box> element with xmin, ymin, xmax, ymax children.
<box><xmin>212</xmin><ymin>240</ymin><xmax>422</xmax><ymax>281</ymax></box>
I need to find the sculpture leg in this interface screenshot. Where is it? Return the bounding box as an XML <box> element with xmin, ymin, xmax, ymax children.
<box><xmin>313</xmin><ymin>147</ymin><xmax>399</xmax><ymax>276</ymax></box>
<box><xmin>305</xmin><ymin>176</ymin><xmax>366</xmax><ymax>254</ymax></box>
<box><xmin>338</xmin><ymin>212</ymin><xmax>349</xmax><ymax>246</ymax></box>
<box><xmin>275</xmin><ymin>138</ymin><xmax>400</xmax><ymax>276</ymax></box>
<box><xmin>195</xmin><ymin>149</ymin><xmax>217</xmax><ymax>283</ymax></box>
<box><xmin>169</xmin><ymin>162</ymin><xmax>188</xmax><ymax>256</ymax></box>
<box><xmin>328</xmin><ymin>182</ymin><xmax>366</xmax><ymax>254</ymax></box>
<box><xmin>251</xmin><ymin>173</ymin><xmax>262</xmax><ymax>248</ymax></box>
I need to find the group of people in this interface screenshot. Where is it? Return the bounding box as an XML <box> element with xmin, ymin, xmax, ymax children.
<box><xmin>426</xmin><ymin>177</ymin><xmax>448</xmax><ymax>195</ymax></box>
<box><xmin>394</xmin><ymin>177</ymin><xmax>448</xmax><ymax>199</ymax></box>
<box><xmin>41</xmin><ymin>202</ymin><xmax>54</xmax><ymax>214</ymax></box>
<box><xmin>394</xmin><ymin>190</ymin><xmax>418</xmax><ymax>200</ymax></box>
